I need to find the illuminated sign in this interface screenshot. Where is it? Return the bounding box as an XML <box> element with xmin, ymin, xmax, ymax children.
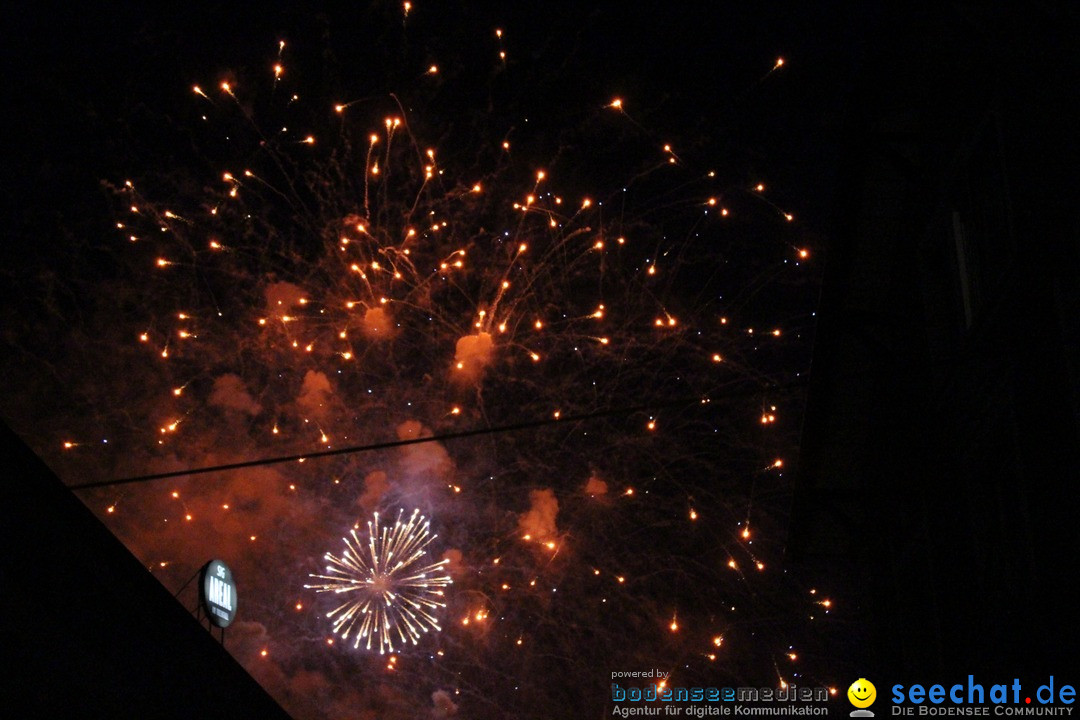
<box><xmin>199</xmin><ymin>559</ymin><xmax>237</xmax><ymax>628</ymax></box>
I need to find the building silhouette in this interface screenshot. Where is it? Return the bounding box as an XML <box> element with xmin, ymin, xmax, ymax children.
<box><xmin>0</xmin><ymin>421</ymin><xmax>292</xmax><ymax>719</ymax></box>
<box><xmin>791</xmin><ymin>2</ymin><xmax>1080</xmax><ymax>681</ymax></box>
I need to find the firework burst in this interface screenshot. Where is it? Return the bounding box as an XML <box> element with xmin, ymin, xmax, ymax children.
<box><xmin>307</xmin><ymin>509</ymin><xmax>451</xmax><ymax>654</ymax></box>
<box><xmin>3</xmin><ymin>6</ymin><xmax>831</xmax><ymax>717</ymax></box>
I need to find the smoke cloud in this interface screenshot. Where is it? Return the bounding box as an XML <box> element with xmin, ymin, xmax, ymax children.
<box><xmin>296</xmin><ymin>371</ymin><xmax>334</xmax><ymax>422</ymax></box>
<box><xmin>518</xmin><ymin>488</ymin><xmax>559</xmax><ymax>540</ymax></box>
<box><xmin>452</xmin><ymin>332</ymin><xmax>494</xmax><ymax>383</ymax></box>
<box><xmin>583</xmin><ymin>474</ymin><xmax>608</xmax><ymax>497</ymax></box>
<box><xmin>209</xmin><ymin>373</ymin><xmax>262</xmax><ymax>416</ymax></box>
<box><xmin>361</xmin><ymin>307</ymin><xmax>394</xmax><ymax>340</ymax></box>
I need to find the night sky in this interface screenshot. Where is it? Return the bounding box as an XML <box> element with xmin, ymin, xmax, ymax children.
<box><xmin>4</xmin><ymin>3</ymin><xmax>1074</xmax><ymax>719</ymax></box>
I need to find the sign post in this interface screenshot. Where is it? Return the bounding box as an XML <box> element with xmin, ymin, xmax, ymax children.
<box><xmin>198</xmin><ymin>559</ymin><xmax>237</xmax><ymax>642</ymax></box>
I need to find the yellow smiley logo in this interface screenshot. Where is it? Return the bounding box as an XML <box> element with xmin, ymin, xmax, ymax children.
<box><xmin>847</xmin><ymin>678</ymin><xmax>876</xmax><ymax>708</ymax></box>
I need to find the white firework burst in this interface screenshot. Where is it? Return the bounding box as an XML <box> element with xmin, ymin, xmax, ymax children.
<box><xmin>307</xmin><ymin>508</ymin><xmax>452</xmax><ymax>654</ymax></box>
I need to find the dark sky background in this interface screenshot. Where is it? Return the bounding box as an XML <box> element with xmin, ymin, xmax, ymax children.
<box><xmin>0</xmin><ymin>6</ymin><xmax>851</xmax><ymax>718</ymax></box>
<box><xmin>5</xmin><ymin>2</ymin><xmax>1076</xmax><ymax>719</ymax></box>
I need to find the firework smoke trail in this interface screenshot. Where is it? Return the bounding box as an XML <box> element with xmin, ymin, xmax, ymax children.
<box><xmin>5</xmin><ymin>11</ymin><xmax>828</xmax><ymax>719</ymax></box>
<box><xmin>307</xmin><ymin>509</ymin><xmax>451</xmax><ymax>654</ymax></box>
